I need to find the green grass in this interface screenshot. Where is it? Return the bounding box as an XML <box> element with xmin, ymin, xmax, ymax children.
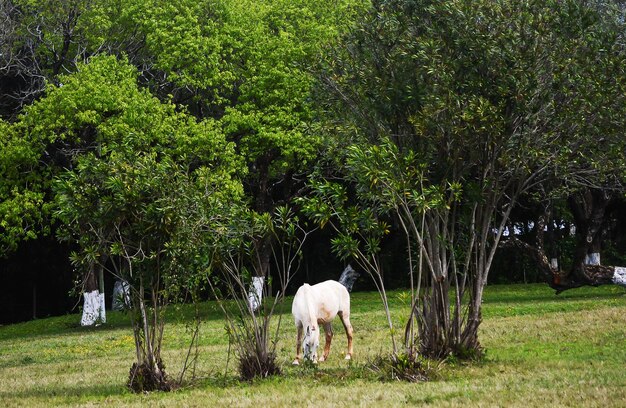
<box><xmin>1</xmin><ymin>283</ymin><xmax>625</xmax><ymax>407</ymax></box>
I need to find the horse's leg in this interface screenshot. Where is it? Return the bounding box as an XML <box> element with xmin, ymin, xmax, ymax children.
<box><xmin>319</xmin><ymin>322</ymin><xmax>333</xmax><ymax>362</ymax></box>
<box><xmin>293</xmin><ymin>322</ymin><xmax>303</xmax><ymax>365</ymax></box>
<box><xmin>338</xmin><ymin>311</ymin><xmax>354</xmax><ymax>360</ymax></box>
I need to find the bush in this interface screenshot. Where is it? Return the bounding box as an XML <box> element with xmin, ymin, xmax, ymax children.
<box><xmin>369</xmin><ymin>351</ymin><xmax>437</xmax><ymax>383</ymax></box>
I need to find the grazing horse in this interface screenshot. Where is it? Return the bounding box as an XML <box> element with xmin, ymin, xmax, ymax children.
<box><xmin>291</xmin><ymin>280</ymin><xmax>354</xmax><ymax>364</ymax></box>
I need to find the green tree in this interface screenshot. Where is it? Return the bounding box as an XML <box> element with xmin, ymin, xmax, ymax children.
<box><xmin>310</xmin><ymin>0</ymin><xmax>626</xmax><ymax>360</ymax></box>
<box><xmin>55</xmin><ymin>152</ymin><xmax>241</xmax><ymax>391</ymax></box>
<box><xmin>3</xmin><ymin>54</ymin><xmax>243</xmax><ymax>389</ymax></box>
<box><xmin>214</xmin><ymin>0</ymin><xmax>366</xmax><ymax>306</ymax></box>
<box><xmin>503</xmin><ymin>1</ymin><xmax>626</xmax><ymax>292</ymax></box>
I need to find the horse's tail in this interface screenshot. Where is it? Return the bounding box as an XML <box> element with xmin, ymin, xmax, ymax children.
<box><xmin>293</xmin><ymin>284</ymin><xmax>317</xmax><ymax>327</ymax></box>
<box><xmin>292</xmin><ymin>284</ymin><xmax>307</xmax><ymax>319</ymax></box>
<box><xmin>304</xmin><ymin>284</ymin><xmax>317</xmax><ymax>328</ymax></box>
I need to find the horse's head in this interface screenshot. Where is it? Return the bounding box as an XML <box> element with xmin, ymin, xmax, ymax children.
<box><xmin>303</xmin><ymin>324</ymin><xmax>320</xmax><ymax>362</ymax></box>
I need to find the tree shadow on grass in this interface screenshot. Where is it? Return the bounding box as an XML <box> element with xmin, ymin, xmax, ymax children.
<box><xmin>0</xmin><ymin>296</ymin><xmax>296</xmax><ymax>342</ymax></box>
<box><xmin>0</xmin><ymin>315</ymin><xmax>133</xmax><ymax>342</ymax></box>
<box><xmin>0</xmin><ymin>382</ymin><xmax>128</xmax><ymax>403</ymax></box>
<box><xmin>483</xmin><ymin>284</ymin><xmax>625</xmax><ymax>305</ymax></box>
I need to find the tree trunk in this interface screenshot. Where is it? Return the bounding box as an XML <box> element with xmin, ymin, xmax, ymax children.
<box><xmin>502</xmin><ymin>202</ymin><xmax>626</xmax><ymax>292</ymax></box>
<box><xmin>460</xmin><ymin>274</ymin><xmax>483</xmax><ymax>354</ymax></box>
<box><xmin>568</xmin><ymin>188</ymin><xmax>609</xmax><ymax>277</ymax></box>
<box><xmin>585</xmin><ymin>236</ymin><xmax>601</xmax><ymax>265</ymax></box>
<box><xmin>419</xmin><ymin>276</ymin><xmax>469</xmax><ymax>359</ymax></box>
<box><xmin>80</xmin><ymin>263</ymin><xmax>106</xmax><ymax>326</ymax></box>
<box><xmin>247</xmin><ymin>276</ymin><xmax>265</xmax><ymax>312</ymax></box>
<box><xmin>127</xmin><ymin>277</ymin><xmax>170</xmax><ymax>392</ymax></box>
<box><xmin>247</xmin><ymin>154</ymin><xmax>275</xmax><ymax>311</ymax></box>
<box><xmin>112</xmin><ymin>280</ymin><xmax>131</xmax><ymax>311</ymax></box>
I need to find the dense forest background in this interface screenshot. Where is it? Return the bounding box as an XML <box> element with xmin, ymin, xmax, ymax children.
<box><xmin>2</xmin><ymin>0</ymin><xmax>626</xmax><ymax>327</ymax></box>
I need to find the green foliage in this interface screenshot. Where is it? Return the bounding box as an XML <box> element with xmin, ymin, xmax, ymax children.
<box><xmin>300</xmin><ymin>176</ymin><xmax>391</xmax><ymax>262</ymax></box>
<box><xmin>0</xmin><ymin>53</ymin><xmax>242</xmax><ymax>254</ymax></box>
<box><xmin>322</xmin><ymin>0</ymin><xmax>626</xmax><ymax>192</ymax></box>
<box><xmin>209</xmin><ymin>0</ymin><xmax>367</xmax><ymax>210</ymax></box>
<box><xmin>0</xmin><ymin>116</ymin><xmax>49</xmax><ymax>252</ymax></box>
<box><xmin>88</xmin><ymin>0</ymin><xmax>365</xmax><ymax>180</ymax></box>
<box><xmin>0</xmin><ymin>114</ymin><xmax>52</xmax><ymax>256</ymax></box>
<box><xmin>136</xmin><ymin>0</ymin><xmax>231</xmax><ymax>92</ymax></box>
<box><xmin>43</xmin><ymin>54</ymin><xmax>243</xmax><ymax>292</ymax></box>
<box><xmin>1</xmin><ymin>0</ymin><xmax>366</xmax><ymax>259</ymax></box>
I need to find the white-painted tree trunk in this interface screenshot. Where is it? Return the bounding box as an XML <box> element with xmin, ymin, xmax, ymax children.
<box><xmin>112</xmin><ymin>280</ymin><xmax>131</xmax><ymax>311</ymax></box>
<box><xmin>585</xmin><ymin>252</ymin><xmax>601</xmax><ymax>265</ymax></box>
<box><xmin>80</xmin><ymin>290</ymin><xmax>106</xmax><ymax>326</ymax></box>
<box><xmin>550</xmin><ymin>258</ymin><xmax>559</xmax><ymax>270</ymax></box>
<box><xmin>613</xmin><ymin>267</ymin><xmax>626</xmax><ymax>287</ymax></box>
<box><xmin>247</xmin><ymin>276</ymin><xmax>265</xmax><ymax>312</ymax></box>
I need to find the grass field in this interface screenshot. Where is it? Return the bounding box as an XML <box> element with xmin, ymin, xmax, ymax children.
<box><xmin>1</xmin><ymin>283</ymin><xmax>625</xmax><ymax>407</ymax></box>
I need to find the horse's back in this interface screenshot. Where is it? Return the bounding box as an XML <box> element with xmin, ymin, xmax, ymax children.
<box><xmin>311</xmin><ymin>280</ymin><xmax>350</xmax><ymax>316</ymax></box>
<box><xmin>313</xmin><ymin>280</ymin><xmax>349</xmax><ymax>300</ymax></box>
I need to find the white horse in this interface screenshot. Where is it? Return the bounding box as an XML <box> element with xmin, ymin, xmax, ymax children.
<box><xmin>291</xmin><ymin>280</ymin><xmax>354</xmax><ymax>364</ymax></box>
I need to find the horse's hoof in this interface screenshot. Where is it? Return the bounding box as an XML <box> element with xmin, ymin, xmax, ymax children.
<box><xmin>344</xmin><ymin>354</ymin><xmax>351</xmax><ymax>360</ymax></box>
<box><xmin>318</xmin><ymin>356</ymin><xmax>326</xmax><ymax>362</ymax></box>
<box><xmin>292</xmin><ymin>360</ymin><xmax>300</xmax><ymax>366</ymax></box>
